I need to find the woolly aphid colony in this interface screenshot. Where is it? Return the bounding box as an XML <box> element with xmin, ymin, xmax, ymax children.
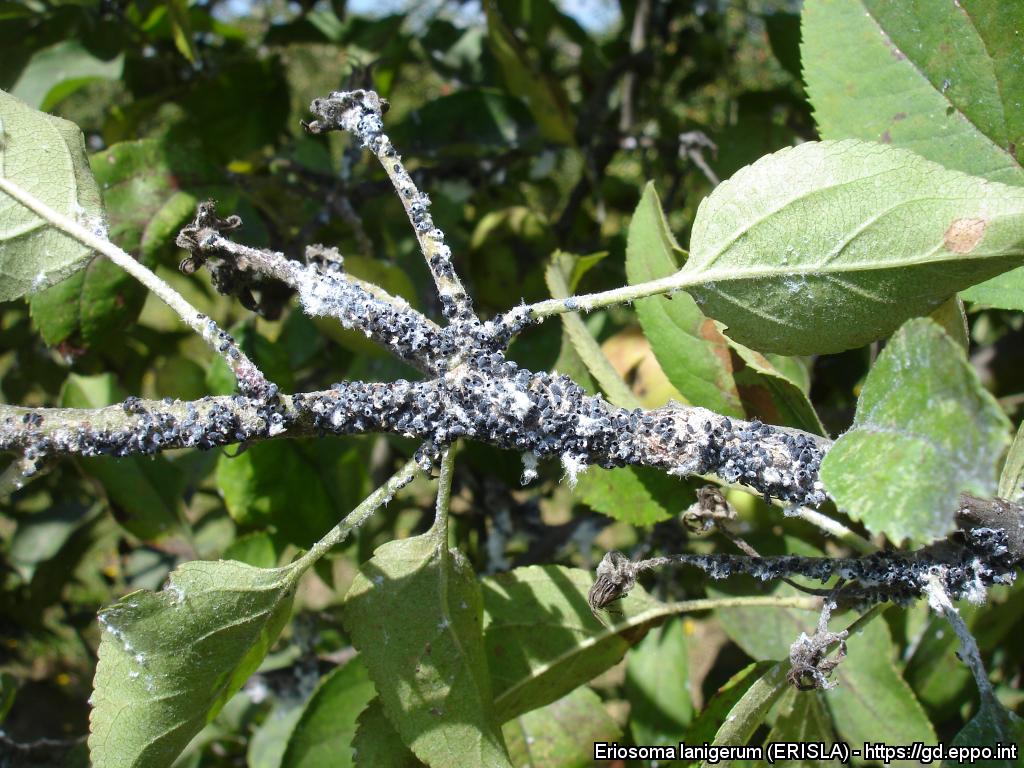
<box><xmin>2</xmin><ymin>90</ymin><xmax>1021</xmax><ymax>650</ymax></box>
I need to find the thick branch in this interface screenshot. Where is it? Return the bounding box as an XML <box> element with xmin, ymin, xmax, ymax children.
<box><xmin>0</xmin><ymin>363</ymin><xmax>828</xmax><ymax>507</ymax></box>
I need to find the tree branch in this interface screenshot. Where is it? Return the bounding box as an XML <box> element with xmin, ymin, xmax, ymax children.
<box><xmin>0</xmin><ymin>369</ymin><xmax>829</xmax><ymax>507</ymax></box>
<box><xmin>304</xmin><ymin>90</ymin><xmax>475</xmax><ymax>324</ymax></box>
<box><xmin>176</xmin><ymin>201</ymin><xmax>449</xmax><ymax>375</ymax></box>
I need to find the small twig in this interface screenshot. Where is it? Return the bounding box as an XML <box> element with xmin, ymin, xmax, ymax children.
<box><xmin>678</xmin><ymin>130</ymin><xmax>721</xmax><ymax>187</ymax></box>
<box><xmin>618</xmin><ymin>0</ymin><xmax>650</xmax><ymax>134</ymax></box>
<box><xmin>788</xmin><ymin>598</ymin><xmax>847</xmax><ymax>690</ymax></box>
<box><xmin>787</xmin><ymin>505</ymin><xmax>876</xmax><ymax>554</ymax></box>
<box><xmin>663</xmin><ymin>594</ymin><xmax>822</xmax><ymax>614</ymax></box>
<box><xmin>923</xmin><ymin>573</ymin><xmax>995</xmax><ymax>698</ymax></box>
<box><xmin>0</xmin><ymin>176</ymin><xmax>272</xmax><ymax>398</ymax></box>
<box><xmin>295</xmin><ymin>455</ymin><xmax>421</xmax><ymax>570</ymax></box>
<box><xmin>525</xmin><ymin>272</ymin><xmax>684</xmax><ymax>321</ymax></box>
<box><xmin>431</xmin><ymin>448</ymin><xmax>457</xmax><ymax>544</ymax></box>
<box><xmin>304</xmin><ymin>90</ymin><xmax>476</xmax><ymax>324</ymax></box>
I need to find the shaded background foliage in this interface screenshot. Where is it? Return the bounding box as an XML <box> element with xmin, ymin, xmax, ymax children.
<box><xmin>1</xmin><ymin>1</ymin><xmax>1022</xmax><ymax>766</ymax></box>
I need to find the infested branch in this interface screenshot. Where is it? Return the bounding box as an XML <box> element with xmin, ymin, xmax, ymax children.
<box><xmin>587</xmin><ymin>502</ymin><xmax>1022</xmax><ymax>616</ymax></box>
<box><xmin>304</xmin><ymin>90</ymin><xmax>476</xmax><ymax>324</ymax></box>
<box><xmin>0</xmin><ymin>373</ymin><xmax>829</xmax><ymax>508</ymax></box>
<box><xmin>4</xmin><ymin>86</ymin><xmax>1022</xmax><ymax>624</ymax></box>
<box><xmin>176</xmin><ymin>201</ymin><xmax>450</xmax><ymax>375</ymax></box>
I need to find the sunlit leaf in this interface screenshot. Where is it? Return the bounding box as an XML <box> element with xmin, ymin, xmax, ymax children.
<box><xmin>821</xmin><ymin>318</ymin><xmax>1011</xmax><ymax>543</ymax></box>
<box><xmin>803</xmin><ymin>0</ymin><xmax>1024</xmax><ymax>186</ymax></box>
<box><xmin>625</xmin><ymin>618</ymin><xmax>692</xmax><ymax>744</ymax></box>
<box><xmin>546</xmin><ymin>250</ymin><xmax>638</xmax><ymax>409</ymax></box>
<box><xmin>682</xmin><ymin>140</ymin><xmax>1024</xmax><ymax>355</ymax></box>
<box><xmin>0</xmin><ymin>89</ymin><xmax>105</xmax><ymax>300</ymax></box>
<box><xmin>823</xmin><ymin>620</ymin><xmax>936</xmax><ymax>750</ymax></box>
<box><xmin>627</xmin><ymin>182</ymin><xmax>743</xmax><ymax>417</ymax></box>
<box><xmin>281</xmin><ymin>658</ymin><xmax>377</xmax><ymax>768</ymax></box>
<box><xmin>350</xmin><ymin>699</ymin><xmax>423</xmax><ymax>768</ymax></box>
<box><xmin>342</xmin><ymin>527</ymin><xmax>512</xmax><ymax>767</ymax></box>
<box><xmin>763</xmin><ymin>689</ymin><xmax>837</xmax><ymax>767</ymax></box>
<box><xmin>680</xmin><ymin>661</ymin><xmax>778</xmax><ymax>753</ymax></box>
<box><xmin>502</xmin><ymin>687</ymin><xmax>620</xmax><ymax>768</ymax></box>
<box><xmin>999</xmin><ymin>423</ymin><xmax>1024</xmax><ymax>503</ymax></box>
<box><xmin>573</xmin><ymin>465</ymin><xmax>684</xmax><ymax>526</ymax></box>
<box><xmin>951</xmin><ymin>696</ymin><xmax>1024</xmax><ymax>768</ymax></box>
<box><xmin>482</xmin><ymin>565</ymin><xmax>675</xmax><ymax>722</ymax></box>
<box><xmin>89</xmin><ymin>559</ymin><xmax>300</xmax><ymax>768</ymax></box>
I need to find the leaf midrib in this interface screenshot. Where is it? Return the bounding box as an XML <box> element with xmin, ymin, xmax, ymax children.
<box><xmin>492</xmin><ymin>603</ymin><xmax>670</xmax><ymax>713</ymax></box>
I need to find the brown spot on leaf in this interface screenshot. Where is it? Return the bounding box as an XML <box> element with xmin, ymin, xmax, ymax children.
<box><xmin>944</xmin><ymin>218</ymin><xmax>987</xmax><ymax>254</ymax></box>
<box><xmin>880</xmin><ymin>130</ymin><xmax>892</xmax><ymax>144</ymax></box>
<box><xmin>699</xmin><ymin>318</ymin><xmax>734</xmax><ymax>372</ymax></box>
<box><xmin>893</xmin><ymin>112</ymin><xmax>907</xmax><ymax>122</ymax></box>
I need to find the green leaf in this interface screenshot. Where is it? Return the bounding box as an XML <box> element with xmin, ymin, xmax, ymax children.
<box><xmin>949</xmin><ymin>697</ymin><xmax>1024</xmax><ymax>768</ymax></box>
<box><xmin>681</xmin><ymin>661</ymin><xmax>778</xmax><ymax>750</ymax></box>
<box><xmin>0</xmin><ymin>671</ymin><xmax>15</xmax><ymax>724</ymax></box>
<box><xmin>217</xmin><ymin>440</ymin><xmax>362</xmax><ymax>548</ymax></box>
<box><xmin>9</xmin><ymin>503</ymin><xmax>93</xmax><ymax>581</ymax></box>
<box><xmin>627</xmin><ymin>183</ymin><xmax>744</xmax><ymax>417</ymax></box>
<box><xmin>764</xmin><ymin>690</ymin><xmax>837</xmax><ymax>767</ymax></box>
<box><xmin>166</xmin><ymin>0</ymin><xmax>199</xmax><ymax>63</ymax></box>
<box><xmin>484</xmin><ymin>0</ymin><xmax>575</xmax><ymax>145</ymax></box>
<box><xmin>0</xmin><ymin>89</ymin><xmax>105</xmax><ymax>300</ymax></box>
<box><xmin>350</xmin><ymin>699</ymin><xmax>424</xmax><ymax>768</ymax></box>
<box><xmin>713</xmin><ymin>582</ymin><xmax>822</xmax><ymax>662</ymax></box>
<box><xmin>390</xmin><ymin>89</ymin><xmax>534</xmax><ymax>156</ymax></box>
<box><xmin>573</xmin><ymin>465</ymin><xmax>681</xmax><ymax>526</ymax></box>
<box><xmin>999</xmin><ymin>422</ymin><xmax>1024</xmax><ymax>502</ymax></box>
<box><xmin>681</xmin><ymin>140</ymin><xmax>1024</xmax><ymax>355</ymax></box>
<box><xmin>9</xmin><ymin>41</ymin><xmax>123</xmax><ymax>111</ymax></box>
<box><xmin>802</xmin><ymin>0</ymin><xmax>1024</xmax><ymax>186</ymax></box>
<box><xmin>502</xmin><ymin>687</ymin><xmax>621</xmax><ymax>768</ymax></box>
<box><xmin>482</xmin><ymin>565</ymin><xmax>675</xmax><ymax>722</ymax></box>
<box><xmin>705</xmin><ymin>662</ymin><xmax>788</xmax><ymax>752</ymax></box>
<box><xmin>546</xmin><ymin>250</ymin><xmax>639</xmax><ymax>410</ymax></box>
<box><xmin>342</xmin><ymin>528</ymin><xmax>512</xmax><ymax>768</ymax></box>
<box><xmin>823</xmin><ymin>619</ymin><xmax>936</xmax><ymax>752</ymax></box>
<box><xmin>61</xmin><ymin>374</ymin><xmax>183</xmax><ymax>540</ymax></box>
<box><xmin>223</xmin><ymin>532</ymin><xmax>279</xmax><ymax>569</ymax></box>
<box><xmin>88</xmin><ymin>559</ymin><xmax>300</xmax><ymax>768</ymax></box>
<box><xmin>961</xmin><ymin>266</ymin><xmax>1024</xmax><ymax>311</ymax></box>
<box><xmin>727</xmin><ymin>339</ymin><xmax>826</xmax><ymax>435</ymax></box>
<box><xmin>820</xmin><ymin>318</ymin><xmax>1011</xmax><ymax>543</ymax></box>
<box><xmin>281</xmin><ymin>658</ymin><xmax>377</xmax><ymax>768</ymax></box>
<box><xmin>625</xmin><ymin>618</ymin><xmax>692</xmax><ymax>744</ymax></box>
<box><xmin>704</xmin><ymin>605</ymin><xmax>936</xmax><ymax>757</ymax></box>
<box><xmin>764</xmin><ymin>12</ymin><xmax>802</xmax><ymax>80</ymax></box>
<box><xmin>904</xmin><ymin>611</ymin><xmax>974</xmax><ymax>720</ymax></box>
<box><xmin>929</xmin><ymin>296</ymin><xmax>970</xmax><ymax>352</ymax></box>
<box><xmin>29</xmin><ymin>137</ymin><xmax>223</xmax><ymax>345</ymax></box>
<box><xmin>29</xmin><ymin>258</ymin><xmax>140</xmax><ymax>348</ymax></box>
<box><xmin>249</xmin><ymin>705</ymin><xmax>305</xmax><ymax>768</ymax></box>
